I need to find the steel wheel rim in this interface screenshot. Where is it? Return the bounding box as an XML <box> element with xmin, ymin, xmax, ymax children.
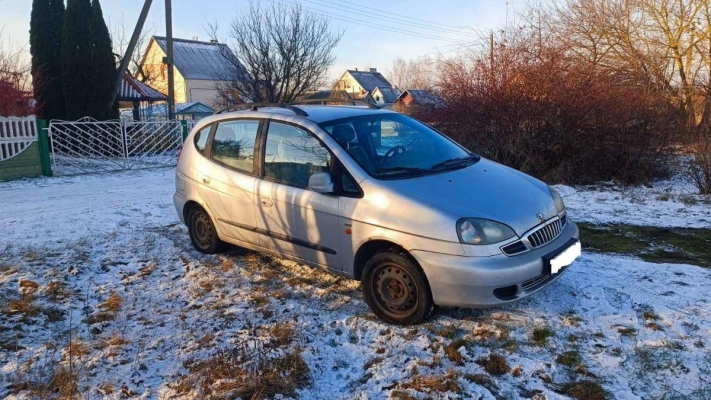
<box><xmin>192</xmin><ymin>213</ymin><xmax>213</xmax><ymax>248</ymax></box>
<box><xmin>372</xmin><ymin>262</ymin><xmax>418</xmax><ymax>317</ymax></box>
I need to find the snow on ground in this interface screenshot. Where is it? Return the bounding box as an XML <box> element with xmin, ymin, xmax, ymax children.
<box><xmin>0</xmin><ymin>168</ymin><xmax>710</xmax><ymax>399</ymax></box>
<box><xmin>555</xmin><ymin>176</ymin><xmax>711</xmax><ymax>228</ymax></box>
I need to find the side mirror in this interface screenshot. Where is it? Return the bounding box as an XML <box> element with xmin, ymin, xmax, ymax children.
<box><xmin>308</xmin><ymin>172</ymin><xmax>334</xmax><ymax>193</ymax></box>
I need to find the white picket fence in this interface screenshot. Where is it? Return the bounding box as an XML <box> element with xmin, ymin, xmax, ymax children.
<box><xmin>49</xmin><ymin>117</ymin><xmax>184</xmax><ymax>176</ymax></box>
<box><xmin>0</xmin><ymin>116</ymin><xmax>38</xmax><ymax>162</ymax></box>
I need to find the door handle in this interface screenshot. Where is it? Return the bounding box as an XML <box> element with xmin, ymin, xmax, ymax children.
<box><xmin>260</xmin><ymin>197</ymin><xmax>273</xmax><ymax>207</ymax></box>
<box><xmin>201</xmin><ymin>176</ymin><xmax>211</xmax><ymax>184</ymax></box>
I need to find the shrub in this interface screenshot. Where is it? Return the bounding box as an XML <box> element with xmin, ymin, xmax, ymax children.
<box><xmin>418</xmin><ymin>43</ymin><xmax>680</xmax><ymax>185</ymax></box>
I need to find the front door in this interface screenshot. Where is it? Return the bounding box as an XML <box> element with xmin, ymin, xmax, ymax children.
<box><xmin>254</xmin><ymin>121</ymin><xmax>341</xmax><ymax>268</ymax></box>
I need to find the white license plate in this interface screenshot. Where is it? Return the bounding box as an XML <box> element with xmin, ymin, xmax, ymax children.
<box><xmin>550</xmin><ymin>241</ymin><xmax>581</xmax><ymax>274</ymax></box>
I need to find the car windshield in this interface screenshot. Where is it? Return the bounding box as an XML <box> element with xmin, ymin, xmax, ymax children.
<box><xmin>320</xmin><ymin>113</ymin><xmax>478</xmax><ymax>179</ymax></box>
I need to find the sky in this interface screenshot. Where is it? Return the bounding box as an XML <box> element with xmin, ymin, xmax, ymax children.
<box><xmin>0</xmin><ymin>0</ymin><xmax>526</xmax><ymax>81</ymax></box>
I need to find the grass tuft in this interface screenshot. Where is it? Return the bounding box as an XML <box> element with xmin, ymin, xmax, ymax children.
<box><xmin>444</xmin><ymin>339</ymin><xmax>469</xmax><ymax>366</ymax></box>
<box><xmin>558</xmin><ymin>379</ymin><xmax>608</xmax><ymax>400</ymax></box>
<box><xmin>476</xmin><ymin>353</ymin><xmax>509</xmax><ymax>376</ymax></box>
<box><xmin>532</xmin><ymin>327</ymin><xmax>554</xmax><ymax>346</ymax></box>
<box><xmin>400</xmin><ymin>369</ymin><xmax>460</xmax><ymax>394</ymax></box>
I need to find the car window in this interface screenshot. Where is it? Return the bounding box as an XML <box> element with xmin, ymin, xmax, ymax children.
<box><xmin>321</xmin><ymin>114</ymin><xmax>474</xmax><ymax>179</ymax></box>
<box><xmin>210</xmin><ymin>120</ymin><xmax>259</xmax><ymax>173</ymax></box>
<box><xmin>194</xmin><ymin>125</ymin><xmax>211</xmax><ymax>154</ymax></box>
<box><xmin>264</xmin><ymin>122</ymin><xmax>331</xmax><ymax>188</ymax></box>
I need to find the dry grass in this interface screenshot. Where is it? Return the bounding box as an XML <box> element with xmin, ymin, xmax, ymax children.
<box><xmin>617</xmin><ymin>327</ymin><xmax>637</xmax><ymax>337</ymax></box>
<box><xmin>476</xmin><ymin>353</ymin><xmax>509</xmax><ymax>376</ymax></box>
<box><xmin>270</xmin><ymin>322</ymin><xmax>295</xmax><ymax>347</ymax></box>
<box><xmin>19</xmin><ymin>279</ymin><xmax>40</xmax><ymax>294</ymax></box>
<box><xmin>400</xmin><ymin>369</ymin><xmax>460</xmax><ymax>394</ymax></box>
<box><xmin>175</xmin><ymin>347</ymin><xmax>310</xmax><ymax>399</ymax></box>
<box><xmin>532</xmin><ymin>327</ymin><xmax>554</xmax><ymax>346</ymax></box>
<box><xmin>557</xmin><ymin>350</ymin><xmax>582</xmax><ymax>367</ymax></box>
<box><xmin>46</xmin><ymin>280</ymin><xmax>70</xmax><ymax>300</ymax></box>
<box><xmin>444</xmin><ymin>339</ymin><xmax>469</xmax><ymax>366</ymax></box>
<box><xmin>5</xmin><ymin>294</ymin><xmax>41</xmax><ymax>317</ymax></box>
<box><xmin>364</xmin><ymin>357</ymin><xmax>384</xmax><ymax>370</ymax></box>
<box><xmin>558</xmin><ymin>379</ymin><xmax>609</xmax><ymax>400</ymax></box>
<box><xmin>98</xmin><ymin>292</ymin><xmax>123</xmax><ymax>313</ymax></box>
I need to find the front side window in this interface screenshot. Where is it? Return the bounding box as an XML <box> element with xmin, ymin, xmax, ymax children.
<box><xmin>210</xmin><ymin>120</ymin><xmax>260</xmax><ymax>173</ymax></box>
<box><xmin>264</xmin><ymin>122</ymin><xmax>331</xmax><ymax>188</ymax></box>
<box><xmin>321</xmin><ymin>113</ymin><xmax>477</xmax><ymax>179</ymax></box>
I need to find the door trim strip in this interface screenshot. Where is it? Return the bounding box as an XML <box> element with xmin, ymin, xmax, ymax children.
<box><xmin>218</xmin><ymin>218</ymin><xmax>337</xmax><ymax>255</ymax></box>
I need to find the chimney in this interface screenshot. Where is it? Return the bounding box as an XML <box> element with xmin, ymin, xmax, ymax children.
<box><xmin>354</xmin><ymin>67</ymin><xmax>358</xmax><ymax>71</ymax></box>
<box><xmin>210</xmin><ymin>39</ymin><xmax>218</xmax><ymax>44</ymax></box>
<box><xmin>370</xmin><ymin>67</ymin><xmax>377</xmax><ymax>73</ymax></box>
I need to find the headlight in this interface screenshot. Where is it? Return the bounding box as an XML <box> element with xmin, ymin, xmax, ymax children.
<box><xmin>457</xmin><ymin>219</ymin><xmax>516</xmax><ymax>245</ymax></box>
<box><xmin>549</xmin><ymin>186</ymin><xmax>565</xmax><ymax>213</ymax></box>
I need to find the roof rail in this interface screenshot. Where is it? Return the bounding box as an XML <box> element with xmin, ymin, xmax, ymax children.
<box><xmin>289</xmin><ymin>98</ymin><xmax>379</xmax><ymax>109</ymax></box>
<box><xmin>213</xmin><ymin>102</ymin><xmax>308</xmax><ymax>116</ymax></box>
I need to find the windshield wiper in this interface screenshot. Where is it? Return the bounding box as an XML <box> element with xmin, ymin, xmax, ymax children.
<box><xmin>373</xmin><ymin>166</ymin><xmax>429</xmax><ymax>176</ymax></box>
<box><xmin>429</xmin><ymin>155</ymin><xmax>479</xmax><ymax>171</ymax></box>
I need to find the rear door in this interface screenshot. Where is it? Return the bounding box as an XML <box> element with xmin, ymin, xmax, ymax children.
<box><xmin>197</xmin><ymin>118</ymin><xmax>262</xmax><ymax>245</ymax></box>
<box><xmin>254</xmin><ymin>121</ymin><xmax>342</xmax><ymax>268</ymax></box>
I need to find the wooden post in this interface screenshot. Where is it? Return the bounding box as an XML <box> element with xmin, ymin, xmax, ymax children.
<box><xmin>165</xmin><ymin>0</ymin><xmax>175</xmax><ymax>120</ymax></box>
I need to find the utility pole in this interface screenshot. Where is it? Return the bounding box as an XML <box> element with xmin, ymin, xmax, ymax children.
<box><xmin>165</xmin><ymin>0</ymin><xmax>175</xmax><ymax>120</ymax></box>
<box><xmin>111</xmin><ymin>0</ymin><xmax>153</xmax><ymax>106</ymax></box>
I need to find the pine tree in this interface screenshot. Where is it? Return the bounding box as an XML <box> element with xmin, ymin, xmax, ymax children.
<box><xmin>62</xmin><ymin>0</ymin><xmax>93</xmax><ymax>120</ymax></box>
<box><xmin>30</xmin><ymin>0</ymin><xmax>66</xmax><ymax>120</ymax></box>
<box><xmin>90</xmin><ymin>0</ymin><xmax>117</xmax><ymax>120</ymax></box>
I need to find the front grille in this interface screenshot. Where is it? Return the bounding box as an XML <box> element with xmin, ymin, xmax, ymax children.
<box><xmin>522</xmin><ymin>274</ymin><xmax>550</xmax><ymax>291</ymax></box>
<box><xmin>502</xmin><ymin>241</ymin><xmax>527</xmax><ymax>256</ymax></box>
<box><xmin>527</xmin><ymin>218</ymin><xmax>563</xmax><ymax>248</ymax></box>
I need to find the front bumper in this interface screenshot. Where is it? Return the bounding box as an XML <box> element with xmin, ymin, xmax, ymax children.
<box><xmin>411</xmin><ymin>221</ymin><xmax>579</xmax><ymax>308</ymax></box>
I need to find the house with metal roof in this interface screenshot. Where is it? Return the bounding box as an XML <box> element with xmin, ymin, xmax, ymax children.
<box><xmin>138</xmin><ymin>36</ymin><xmax>249</xmax><ymax>108</ymax></box>
<box><xmin>332</xmin><ymin>68</ymin><xmax>400</xmax><ymax>107</ymax></box>
<box><xmin>393</xmin><ymin>89</ymin><xmax>446</xmax><ymax>110</ymax></box>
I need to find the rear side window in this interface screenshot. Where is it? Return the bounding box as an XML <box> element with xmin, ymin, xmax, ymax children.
<box><xmin>264</xmin><ymin>122</ymin><xmax>331</xmax><ymax>188</ymax></box>
<box><xmin>194</xmin><ymin>125</ymin><xmax>211</xmax><ymax>154</ymax></box>
<box><xmin>210</xmin><ymin>120</ymin><xmax>260</xmax><ymax>173</ymax></box>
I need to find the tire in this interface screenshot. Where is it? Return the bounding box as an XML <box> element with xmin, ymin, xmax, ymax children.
<box><xmin>187</xmin><ymin>206</ymin><xmax>224</xmax><ymax>254</ymax></box>
<box><xmin>361</xmin><ymin>250</ymin><xmax>434</xmax><ymax>325</ymax></box>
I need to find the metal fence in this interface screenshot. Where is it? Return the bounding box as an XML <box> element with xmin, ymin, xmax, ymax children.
<box><xmin>49</xmin><ymin>117</ymin><xmax>184</xmax><ymax>176</ymax></box>
<box><xmin>0</xmin><ymin>116</ymin><xmax>38</xmax><ymax>162</ymax></box>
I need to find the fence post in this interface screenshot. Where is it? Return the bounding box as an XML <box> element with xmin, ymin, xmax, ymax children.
<box><xmin>36</xmin><ymin>119</ymin><xmax>52</xmax><ymax>177</ymax></box>
<box><xmin>180</xmin><ymin>120</ymin><xmax>188</xmax><ymax>142</ymax></box>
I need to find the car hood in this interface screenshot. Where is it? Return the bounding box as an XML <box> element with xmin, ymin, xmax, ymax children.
<box><xmin>386</xmin><ymin>158</ymin><xmax>557</xmax><ymax>236</ymax></box>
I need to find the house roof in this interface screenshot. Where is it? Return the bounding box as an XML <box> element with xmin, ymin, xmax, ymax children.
<box><xmin>151</xmin><ymin>36</ymin><xmax>247</xmax><ymax>81</ymax></box>
<box><xmin>118</xmin><ymin>73</ymin><xmax>167</xmax><ymax>102</ymax></box>
<box><xmin>346</xmin><ymin>69</ymin><xmax>392</xmax><ymax>91</ymax></box>
<box><xmin>373</xmin><ymin>86</ymin><xmax>399</xmax><ymax>103</ymax></box>
<box><xmin>396</xmin><ymin>89</ymin><xmax>445</xmax><ymax>107</ymax></box>
<box><xmin>141</xmin><ymin>102</ymin><xmax>215</xmax><ymax>117</ymax></box>
<box><xmin>302</xmin><ymin>90</ymin><xmax>352</xmax><ymax>100</ymax></box>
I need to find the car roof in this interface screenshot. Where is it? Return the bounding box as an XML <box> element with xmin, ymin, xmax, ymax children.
<box><xmin>218</xmin><ymin>104</ymin><xmax>397</xmax><ymax>124</ymax></box>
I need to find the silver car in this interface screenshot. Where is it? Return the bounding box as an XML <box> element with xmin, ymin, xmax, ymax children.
<box><xmin>173</xmin><ymin>102</ymin><xmax>581</xmax><ymax>325</ymax></box>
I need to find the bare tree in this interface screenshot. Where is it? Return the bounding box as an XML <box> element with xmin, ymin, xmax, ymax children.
<box><xmin>109</xmin><ymin>15</ymin><xmax>156</xmax><ymax>84</ymax></box>
<box><xmin>220</xmin><ymin>1</ymin><xmax>343</xmax><ymax>103</ymax></box>
<box><xmin>387</xmin><ymin>56</ymin><xmax>437</xmax><ymax>91</ymax></box>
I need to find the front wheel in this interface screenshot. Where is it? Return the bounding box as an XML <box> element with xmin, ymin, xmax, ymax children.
<box><xmin>188</xmin><ymin>207</ymin><xmax>224</xmax><ymax>254</ymax></box>
<box><xmin>362</xmin><ymin>250</ymin><xmax>434</xmax><ymax>325</ymax></box>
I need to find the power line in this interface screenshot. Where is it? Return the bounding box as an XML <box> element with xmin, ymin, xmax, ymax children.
<box><xmin>270</xmin><ymin>0</ymin><xmax>467</xmax><ymax>44</ymax></box>
<box><xmin>332</xmin><ymin>0</ymin><xmax>473</xmax><ymax>32</ymax></box>
<box><xmin>302</xmin><ymin>0</ymin><xmax>476</xmax><ymax>37</ymax></box>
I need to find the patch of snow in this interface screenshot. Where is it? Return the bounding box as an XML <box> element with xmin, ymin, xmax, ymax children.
<box><xmin>0</xmin><ymin>169</ymin><xmax>709</xmax><ymax>399</ymax></box>
<box><xmin>555</xmin><ymin>175</ymin><xmax>711</xmax><ymax>228</ymax></box>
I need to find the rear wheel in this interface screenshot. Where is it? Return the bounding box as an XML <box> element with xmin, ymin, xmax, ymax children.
<box><xmin>188</xmin><ymin>207</ymin><xmax>224</xmax><ymax>254</ymax></box>
<box><xmin>362</xmin><ymin>250</ymin><xmax>434</xmax><ymax>325</ymax></box>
